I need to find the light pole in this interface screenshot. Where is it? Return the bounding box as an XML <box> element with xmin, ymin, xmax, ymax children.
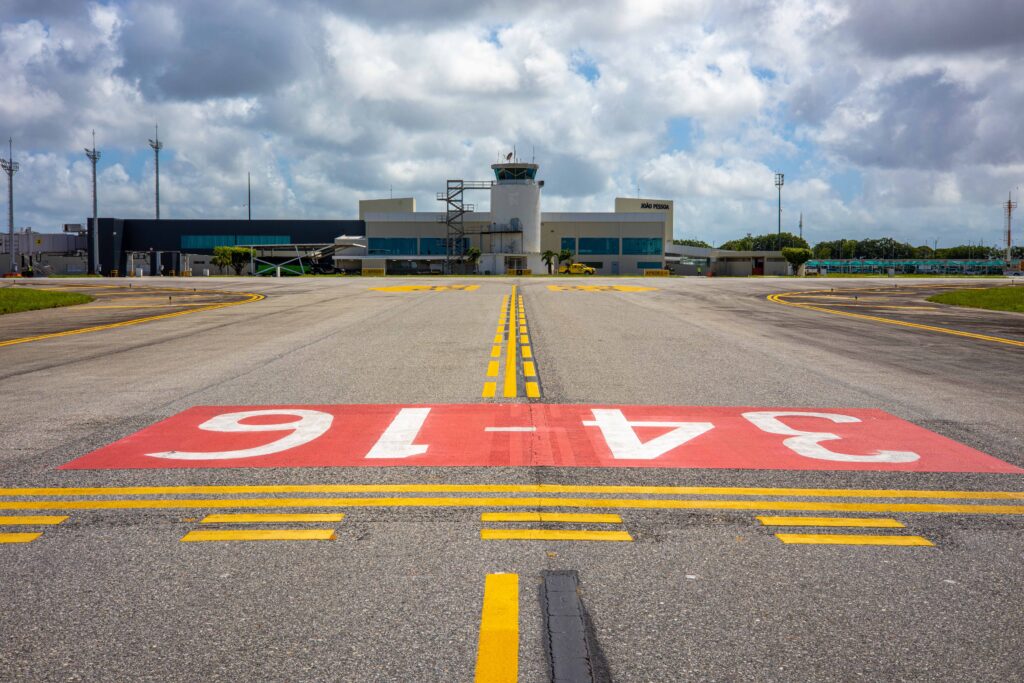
<box><xmin>148</xmin><ymin>124</ymin><xmax>162</xmax><ymax>219</ymax></box>
<box><xmin>1</xmin><ymin>139</ymin><xmax>19</xmax><ymax>274</ymax></box>
<box><xmin>247</xmin><ymin>172</ymin><xmax>251</xmax><ymax>220</ymax></box>
<box><xmin>774</xmin><ymin>172</ymin><xmax>784</xmax><ymax>251</ymax></box>
<box><xmin>84</xmin><ymin>130</ymin><xmax>101</xmax><ymax>275</ymax></box>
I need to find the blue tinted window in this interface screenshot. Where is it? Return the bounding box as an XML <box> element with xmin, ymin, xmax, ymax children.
<box><xmin>637</xmin><ymin>261</ymin><xmax>664</xmax><ymax>269</ymax></box>
<box><xmin>622</xmin><ymin>238</ymin><xmax>663</xmax><ymax>255</ymax></box>
<box><xmin>560</xmin><ymin>237</ymin><xmax>576</xmax><ymax>253</ymax></box>
<box><xmin>181</xmin><ymin>235</ymin><xmax>235</xmax><ymax>249</ymax></box>
<box><xmin>368</xmin><ymin>238</ymin><xmax>418</xmax><ymax>256</ymax></box>
<box><xmin>578</xmin><ymin>238</ymin><xmax>619</xmax><ymax>255</ymax></box>
<box><xmin>236</xmin><ymin>235</ymin><xmax>290</xmax><ymax>246</ymax></box>
<box><xmin>420</xmin><ymin>237</ymin><xmax>469</xmax><ymax>255</ymax></box>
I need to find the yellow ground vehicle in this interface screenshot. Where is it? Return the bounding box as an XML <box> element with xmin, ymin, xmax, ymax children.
<box><xmin>558</xmin><ymin>262</ymin><xmax>596</xmax><ymax>275</ymax></box>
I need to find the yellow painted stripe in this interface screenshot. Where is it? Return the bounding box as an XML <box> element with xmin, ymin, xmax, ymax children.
<box><xmin>521</xmin><ymin>345</ymin><xmax>532</xmax><ymax>358</ymax></box>
<box><xmin>481</xmin><ymin>512</ymin><xmax>622</xmax><ymax>523</ymax></box>
<box><xmin>481</xmin><ymin>382</ymin><xmax>497</xmax><ymax>398</ymax></box>
<box><xmin>491</xmin><ymin>345</ymin><xmax>501</xmax><ymax>358</ymax></box>
<box><xmin>181</xmin><ymin>529</ymin><xmax>335</xmax><ymax>542</ymax></box>
<box><xmin>487</xmin><ymin>361</ymin><xmax>499</xmax><ymax>377</ymax></box>
<box><xmin>523</xmin><ymin>361</ymin><xmax>536</xmax><ymax>377</ymax></box>
<box><xmin>0</xmin><ymin>291</ymin><xmax>265</xmax><ymax>347</ymax></box>
<box><xmin>525</xmin><ymin>382</ymin><xmax>540</xmax><ymax>398</ymax></box>
<box><xmin>757</xmin><ymin>516</ymin><xmax>904</xmax><ymax>528</ymax></box>
<box><xmin>481</xmin><ymin>529</ymin><xmax>633</xmax><ymax>542</ymax></box>
<box><xmin>0</xmin><ymin>532</ymin><xmax>42</xmax><ymax>543</ymax></box>
<box><xmin>495</xmin><ymin>326</ymin><xmax>503</xmax><ymax>334</ymax></box>
<box><xmin>768</xmin><ymin>291</ymin><xmax>1024</xmax><ymax>348</ymax></box>
<box><xmin>775</xmin><ymin>533</ymin><xmax>933</xmax><ymax>546</ymax></box>
<box><xmin>0</xmin><ymin>515</ymin><xmax>68</xmax><ymax>525</ymax></box>
<box><xmin>474</xmin><ymin>573</ymin><xmax>518</xmax><ymax>683</ymax></box>
<box><xmin>3</xmin><ymin>497</ymin><xmax>1023</xmax><ymax>515</ymax></box>
<box><xmin>3</xmin><ymin>483</ymin><xmax>1020</xmax><ymax>500</ymax></box>
<box><xmin>519</xmin><ymin>325</ymin><xmax>527</xmax><ymax>334</ymax></box>
<box><xmin>200</xmin><ymin>513</ymin><xmax>344</xmax><ymax>523</ymax></box>
<box><xmin>519</xmin><ymin>335</ymin><xmax>529</xmax><ymax>344</ymax></box>
<box><xmin>503</xmin><ymin>286</ymin><xmax>517</xmax><ymax>398</ymax></box>
<box><xmin>493</xmin><ymin>334</ymin><xmax>503</xmax><ymax>344</ymax></box>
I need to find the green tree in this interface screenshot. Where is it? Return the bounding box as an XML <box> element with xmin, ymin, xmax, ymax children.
<box><xmin>212</xmin><ymin>246</ymin><xmax>253</xmax><ymax>276</ymax></box>
<box><xmin>720</xmin><ymin>232</ymin><xmax>808</xmax><ymax>251</ymax></box>
<box><xmin>558</xmin><ymin>248</ymin><xmax>573</xmax><ymax>271</ymax></box>
<box><xmin>463</xmin><ymin>247</ymin><xmax>481</xmax><ymax>273</ymax></box>
<box><xmin>541</xmin><ymin>250</ymin><xmax>558</xmax><ymax>274</ymax></box>
<box><xmin>782</xmin><ymin>247</ymin><xmax>813</xmax><ymax>275</ymax></box>
<box><xmin>672</xmin><ymin>239</ymin><xmax>712</xmax><ymax>248</ymax></box>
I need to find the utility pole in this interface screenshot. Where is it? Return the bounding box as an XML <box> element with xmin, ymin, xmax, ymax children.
<box><xmin>84</xmin><ymin>130</ymin><xmax>101</xmax><ymax>275</ymax></box>
<box><xmin>1004</xmin><ymin>192</ymin><xmax>1017</xmax><ymax>265</ymax></box>
<box><xmin>798</xmin><ymin>212</ymin><xmax>803</xmax><ymax>241</ymax></box>
<box><xmin>247</xmin><ymin>172</ymin><xmax>251</xmax><ymax>220</ymax></box>
<box><xmin>148</xmin><ymin>124</ymin><xmax>162</xmax><ymax>219</ymax></box>
<box><xmin>774</xmin><ymin>172</ymin><xmax>784</xmax><ymax>250</ymax></box>
<box><xmin>1</xmin><ymin>138</ymin><xmax>19</xmax><ymax>274</ymax></box>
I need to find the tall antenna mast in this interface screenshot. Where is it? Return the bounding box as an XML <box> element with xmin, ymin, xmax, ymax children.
<box><xmin>247</xmin><ymin>172</ymin><xmax>251</xmax><ymax>221</ymax></box>
<box><xmin>1005</xmin><ymin>192</ymin><xmax>1018</xmax><ymax>265</ymax></box>
<box><xmin>774</xmin><ymin>172</ymin><xmax>785</xmax><ymax>250</ymax></box>
<box><xmin>84</xmin><ymin>130</ymin><xmax>101</xmax><ymax>275</ymax></box>
<box><xmin>1</xmin><ymin>138</ymin><xmax>19</xmax><ymax>274</ymax></box>
<box><xmin>799</xmin><ymin>212</ymin><xmax>803</xmax><ymax>241</ymax></box>
<box><xmin>148</xmin><ymin>124</ymin><xmax>163</xmax><ymax>219</ymax></box>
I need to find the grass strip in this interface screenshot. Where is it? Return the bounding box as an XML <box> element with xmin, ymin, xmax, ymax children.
<box><xmin>927</xmin><ymin>286</ymin><xmax>1024</xmax><ymax>313</ymax></box>
<box><xmin>0</xmin><ymin>288</ymin><xmax>94</xmax><ymax>315</ymax></box>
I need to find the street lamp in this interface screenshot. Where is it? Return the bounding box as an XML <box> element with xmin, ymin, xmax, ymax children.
<box><xmin>774</xmin><ymin>172</ymin><xmax>784</xmax><ymax>251</ymax></box>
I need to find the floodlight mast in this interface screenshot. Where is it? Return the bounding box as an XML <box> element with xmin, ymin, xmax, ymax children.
<box><xmin>84</xmin><ymin>130</ymin><xmax>101</xmax><ymax>275</ymax></box>
<box><xmin>1004</xmin><ymin>192</ymin><xmax>1017</xmax><ymax>265</ymax></box>
<box><xmin>1</xmin><ymin>138</ymin><xmax>19</xmax><ymax>275</ymax></box>
<box><xmin>148</xmin><ymin>124</ymin><xmax>162</xmax><ymax>219</ymax></box>
<box><xmin>774</xmin><ymin>172</ymin><xmax>784</xmax><ymax>251</ymax></box>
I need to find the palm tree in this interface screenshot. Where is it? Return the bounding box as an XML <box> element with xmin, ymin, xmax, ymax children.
<box><xmin>463</xmin><ymin>247</ymin><xmax>481</xmax><ymax>274</ymax></box>
<box><xmin>558</xmin><ymin>248</ymin><xmax>573</xmax><ymax>272</ymax></box>
<box><xmin>541</xmin><ymin>250</ymin><xmax>558</xmax><ymax>275</ymax></box>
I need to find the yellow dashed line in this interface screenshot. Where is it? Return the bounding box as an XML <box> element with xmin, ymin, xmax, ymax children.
<box><xmin>0</xmin><ymin>532</ymin><xmax>42</xmax><ymax>544</ymax></box>
<box><xmin>523</xmin><ymin>361</ymin><xmax>536</xmax><ymax>377</ymax></box>
<box><xmin>525</xmin><ymin>382</ymin><xmax>540</xmax><ymax>398</ymax></box>
<box><xmin>521</xmin><ymin>346</ymin><xmax>532</xmax><ymax>358</ymax></box>
<box><xmin>487</xmin><ymin>361</ymin><xmax>499</xmax><ymax>377</ymax></box>
<box><xmin>181</xmin><ymin>529</ymin><xmax>335</xmax><ymax>542</ymax></box>
<box><xmin>474</xmin><ymin>574</ymin><xmax>519</xmax><ymax>683</ymax></box>
<box><xmin>774</xmin><ymin>533</ymin><xmax>933</xmax><ymax>546</ymax></box>
<box><xmin>481</xmin><ymin>529</ymin><xmax>633</xmax><ymax>542</ymax></box>
<box><xmin>482</xmin><ymin>382</ymin><xmax>496</xmax><ymax>398</ymax></box>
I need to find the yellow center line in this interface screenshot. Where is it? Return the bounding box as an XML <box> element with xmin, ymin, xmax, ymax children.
<box><xmin>180</xmin><ymin>529</ymin><xmax>335</xmax><ymax>542</ymax></box>
<box><xmin>774</xmin><ymin>533</ymin><xmax>933</xmax><ymax>546</ymax></box>
<box><xmin>521</xmin><ymin>345</ymin><xmax>532</xmax><ymax>358</ymax></box>
<box><xmin>200</xmin><ymin>513</ymin><xmax>345</xmax><ymax>523</ymax></box>
<box><xmin>2</xmin><ymin>496</ymin><xmax>1023</xmax><ymax>515</ymax></box>
<box><xmin>486</xmin><ymin>361</ymin><xmax>499</xmax><ymax>377</ymax></box>
<box><xmin>482</xmin><ymin>512</ymin><xmax>622</xmax><ymax>523</ymax></box>
<box><xmin>503</xmin><ymin>286</ymin><xmax>518</xmax><ymax>397</ymax></box>
<box><xmin>481</xmin><ymin>529</ymin><xmax>633</xmax><ymax>542</ymax></box>
<box><xmin>474</xmin><ymin>573</ymin><xmax>519</xmax><ymax>683</ymax></box>
<box><xmin>0</xmin><ymin>532</ymin><xmax>42</xmax><ymax>544</ymax></box>
<box><xmin>757</xmin><ymin>516</ymin><xmax>904</xmax><ymax>528</ymax></box>
<box><xmin>0</xmin><ymin>515</ymin><xmax>68</xmax><ymax>525</ymax></box>
<box><xmin>4</xmin><ymin>483</ymin><xmax>1020</xmax><ymax>499</ymax></box>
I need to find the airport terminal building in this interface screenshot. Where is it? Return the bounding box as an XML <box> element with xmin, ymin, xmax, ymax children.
<box><xmin>340</xmin><ymin>161</ymin><xmax>670</xmax><ymax>275</ymax></box>
<box><xmin>68</xmin><ymin>160</ymin><xmax>670</xmax><ymax>276</ymax></box>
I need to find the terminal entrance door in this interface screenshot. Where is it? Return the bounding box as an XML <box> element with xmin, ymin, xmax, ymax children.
<box><xmin>504</xmin><ymin>256</ymin><xmax>526</xmax><ymax>273</ymax></box>
<box><xmin>752</xmin><ymin>257</ymin><xmax>765</xmax><ymax>276</ymax></box>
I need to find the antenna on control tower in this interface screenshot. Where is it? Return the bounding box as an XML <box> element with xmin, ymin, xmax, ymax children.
<box><xmin>84</xmin><ymin>130</ymin><xmax>101</xmax><ymax>274</ymax></box>
<box><xmin>1</xmin><ymin>138</ymin><xmax>19</xmax><ymax>275</ymax></box>
<box><xmin>148</xmin><ymin>124</ymin><xmax>163</xmax><ymax>219</ymax></box>
<box><xmin>1005</xmin><ymin>192</ymin><xmax>1018</xmax><ymax>265</ymax></box>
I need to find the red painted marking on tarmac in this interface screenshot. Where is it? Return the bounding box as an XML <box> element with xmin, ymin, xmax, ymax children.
<box><xmin>60</xmin><ymin>404</ymin><xmax>1022</xmax><ymax>473</ymax></box>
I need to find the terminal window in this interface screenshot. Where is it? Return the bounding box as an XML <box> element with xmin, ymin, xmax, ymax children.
<box><xmin>578</xmin><ymin>238</ymin><xmax>619</xmax><ymax>255</ymax></box>
<box><xmin>420</xmin><ymin>237</ymin><xmax>469</xmax><ymax>255</ymax></box>
<box><xmin>369</xmin><ymin>237</ymin><xmax>418</xmax><ymax>256</ymax></box>
<box><xmin>622</xmin><ymin>238</ymin><xmax>663</xmax><ymax>255</ymax></box>
<box><xmin>637</xmin><ymin>261</ymin><xmax>664</xmax><ymax>269</ymax></box>
<box><xmin>180</xmin><ymin>235</ymin><xmax>290</xmax><ymax>250</ymax></box>
<box><xmin>560</xmin><ymin>237</ymin><xmax>576</xmax><ymax>253</ymax></box>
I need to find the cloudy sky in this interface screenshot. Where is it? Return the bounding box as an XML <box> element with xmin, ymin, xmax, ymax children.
<box><xmin>1</xmin><ymin>0</ymin><xmax>1022</xmax><ymax>247</ymax></box>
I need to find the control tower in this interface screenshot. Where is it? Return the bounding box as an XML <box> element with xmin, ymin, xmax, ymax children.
<box><xmin>490</xmin><ymin>161</ymin><xmax>543</xmax><ymax>273</ymax></box>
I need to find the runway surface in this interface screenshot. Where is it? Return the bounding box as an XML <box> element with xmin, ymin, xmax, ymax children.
<box><xmin>1</xmin><ymin>275</ymin><xmax>1021</xmax><ymax>682</ymax></box>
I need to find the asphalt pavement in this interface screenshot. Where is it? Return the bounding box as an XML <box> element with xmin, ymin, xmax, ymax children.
<box><xmin>0</xmin><ymin>275</ymin><xmax>1021</xmax><ymax>682</ymax></box>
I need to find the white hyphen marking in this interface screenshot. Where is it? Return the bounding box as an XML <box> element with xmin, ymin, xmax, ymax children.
<box><xmin>484</xmin><ymin>427</ymin><xmax>537</xmax><ymax>432</ymax></box>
